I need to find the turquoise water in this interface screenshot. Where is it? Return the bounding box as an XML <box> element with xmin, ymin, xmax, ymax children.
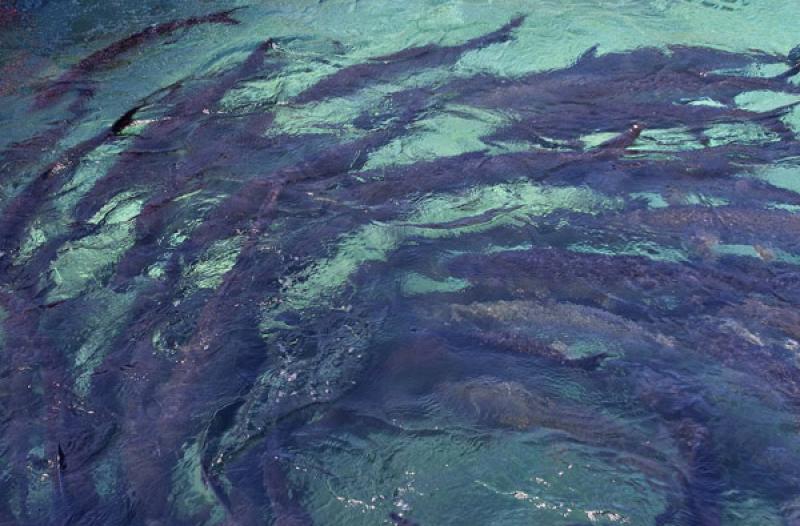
<box><xmin>2</xmin><ymin>1</ymin><xmax>800</xmax><ymax>525</ymax></box>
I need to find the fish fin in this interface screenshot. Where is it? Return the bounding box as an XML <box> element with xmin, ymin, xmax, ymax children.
<box><xmin>576</xmin><ymin>44</ymin><xmax>599</xmax><ymax>65</ymax></box>
<box><xmin>503</xmin><ymin>14</ymin><xmax>527</xmax><ymax>32</ymax></box>
<box><xmin>57</xmin><ymin>444</ymin><xmax>66</xmax><ymax>471</ymax></box>
<box><xmin>598</xmin><ymin>123</ymin><xmax>643</xmax><ymax>150</ymax></box>
<box><xmin>111</xmin><ymin>104</ymin><xmax>144</xmax><ymax>135</ymax></box>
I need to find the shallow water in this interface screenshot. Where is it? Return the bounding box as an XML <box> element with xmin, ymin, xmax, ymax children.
<box><xmin>2</xmin><ymin>1</ymin><xmax>800</xmax><ymax>525</ymax></box>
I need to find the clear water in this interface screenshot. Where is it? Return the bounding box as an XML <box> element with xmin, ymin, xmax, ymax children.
<box><xmin>2</xmin><ymin>1</ymin><xmax>800</xmax><ymax>525</ymax></box>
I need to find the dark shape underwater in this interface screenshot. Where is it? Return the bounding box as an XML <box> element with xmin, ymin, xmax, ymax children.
<box><xmin>2</xmin><ymin>7</ymin><xmax>800</xmax><ymax>526</ymax></box>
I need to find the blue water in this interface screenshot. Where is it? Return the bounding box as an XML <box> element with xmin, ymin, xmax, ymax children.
<box><xmin>2</xmin><ymin>1</ymin><xmax>800</xmax><ymax>524</ymax></box>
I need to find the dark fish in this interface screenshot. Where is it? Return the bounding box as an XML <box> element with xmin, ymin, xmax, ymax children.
<box><xmin>469</xmin><ymin>329</ymin><xmax>610</xmax><ymax>370</ymax></box>
<box><xmin>34</xmin><ymin>8</ymin><xmax>243</xmax><ymax>108</ymax></box>
<box><xmin>5</xmin><ymin>14</ymin><xmax>800</xmax><ymax>524</ymax></box>
<box><xmin>293</xmin><ymin>15</ymin><xmax>525</xmax><ymax>104</ymax></box>
<box><xmin>449</xmin><ymin>44</ymin><xmax>800</xmax><ymax>144</ymax></box>
<box><xmin>0</xmin><ymin>95</ymin><xmax>170</xmax><ymax>274</ymax></box>
<box><xmin>72</xmin><ymin>37</ymin><xmax>277</xmax><ymax>224</ymax></box>
<box><xmin>0</xmin><ymin>38</ymin><xmax>275</xmax><ymax>303</ymax></box>
<box><xmin>99</xmin><ymin>113</ymin><xmax>418</xmax><ymax>518</ymax></box>
<box><xmin>108</xmin><ymin>93</ymin><xmax>420</xmax><ymax>287</ymax></box>
<box><xmin>0</xmin><ymin>38</ymin><xmax>276</xmax><ymax>525</ymax></box>
<box><xmin>402</xmin><ymin>205</ymin><xmax>523</xmax><ymax>230</ymax></box>
<box><xmin>674</xmin><ymin>420</ymin><xmax>723</xmax><ymax>526</ymax></box>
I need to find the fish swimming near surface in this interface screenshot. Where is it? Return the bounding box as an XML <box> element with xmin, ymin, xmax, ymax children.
<box><xmin>450</xmin><ymin>43</ymin><xmax>800</xmax><ymax>146</ymax></box>
<box><xmin>5</xmin><ymin>9</ymin><xmax>800</xmax><ymax>523</ymax></box>
<box><xmin>292</xmin><ymin>15</ymin><xmax>526</xmax><ymax>104</ymax></box>
<box><xmin>33</xmin><ymin>8</ymin><xmax>243</xmax><ymax>109</ymax></box>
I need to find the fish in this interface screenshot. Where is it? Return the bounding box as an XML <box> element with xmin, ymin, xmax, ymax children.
<box><xmin>447</xmin><ymin>44</ymin><xmax>800</xmax><ymax>144</ymax></box>
<box><xmin>5</xmin><ymin>18</ymin><xmax>800</xmax><ymax>524</ymax></box>
<box><xmin>33</xmin><ymin>8</ymin><xmax>243</xmax><ymax>109</ymax></box>
<box><xmin>293</xmin><ymin>16</ymin><xmax>526</xmax><ymax>104</ymax></box>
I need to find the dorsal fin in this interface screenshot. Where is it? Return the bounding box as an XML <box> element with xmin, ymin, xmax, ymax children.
<box><xmin>575</xmin><ymin>44</ymin><xmax>599</xmax><ymax>65</ymax></box>
<box><xmin>111</xmin><ymin>105</ymin><xmax>144</xmax><ymax>136</ymax></box>
<box><xmin>598</xmin><ymin>123</ymin><xmax>643</xmax><ymax>150</ymax></box>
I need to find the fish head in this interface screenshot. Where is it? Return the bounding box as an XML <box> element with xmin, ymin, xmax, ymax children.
<box><xmin>789</xmin><ymin>44</ymin><xmax>800</xmax><ymax>66</ymax></box>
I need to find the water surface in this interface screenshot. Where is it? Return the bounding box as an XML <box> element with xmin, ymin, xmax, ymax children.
<box><xmin>2</xmin><ymin>1</ymin><xmax>800</xmax><ymax>524</ymax></box>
